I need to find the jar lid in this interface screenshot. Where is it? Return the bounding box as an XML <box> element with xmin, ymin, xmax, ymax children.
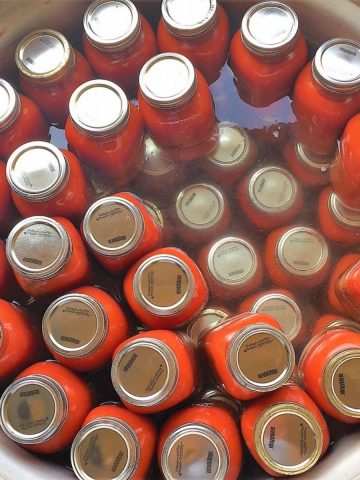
<box><xmin>254</xmin><ymin>403</ymin><xmax>323</xmax><ymax>475</ymax></box>
<box><xmin>329</xmin><ymin>192</ymin><xmax>360</xmax><ymax>228</ymax></box>
<box><xmin>186</xmin><ymin>307</ymin><xmax>229</xmax><ymax>344</ymax></box>
<box><xmin>0</xmin><ymin>79</ymin><xmax>20</xmax><ymax>132</ymax></box>
<box><xmin>83</xmin><ymin>0</ymin><xmax>141</xmax><ymax>50</ymax></box>
<box><xmin>206</xmin><ymin>122</ymin><xmax>250</xmax><ymax>169</ymax></box>
<box><xmin>276</xmin><ymin>226</ymin><xmax>329</xmax><ymax>277</ymax></box>
<box><xmin>320</xmin><ymin>317</ymin><xmax>360</xmax><ymax>335</ymax></box>
<box><xmin>71</xmin><ymin>417</ymin><xmax>140</xmax><ymax>480</ymax></box>
<box><xmin>207</xmin><ymin>236</ymin><xmax>258</xmax><ymax>287</ymax></box>
<box><xmin>161</xmin><ymin>423</ymin><xmax>229</xmax><ymax>480</ymax></box>
<box><xmin>0</xmin><ymin>374</ymin><xmax>67</xmax><ymax>444</ymax></box>
<box><xmin>82</xmin><ymin>196</ymin><xmax>145</xmax><ymax>258</ymax></box>
<box><xmin>15</xmin><ymin>29</ymin><xmax>74</xmax><ymax>82</ymax></box>
<box><xmin>312</xmin><ymin>38</ymin><xmax>360</xmax><ymax>93</ymax></box>
<box><xmin>69</xmin><ymin>80</ymin><xmax>129</xmax><ymax>136</ymax></box>
<box><xmin>6</xmin><ymin>216</ymin><xmax>72</xmax><ymax>280</ymax></box>
<box><xmin>111</xmin><ymin>337</ymin><xmax>178</xmax><ymax>407</ymax></box>
<box><xmin>241</xmin><ymin>1</ymin><xmax>299</xmax><ymax>56</ymax></box>
<box><xmin>161</xmin><ymin>0</ymin><xmax>217</xmax><ymax>37</ymax></box>
<box><xmin>142</xmin><ymin>199</ymin><xmax>165</xmax><ymax>229</ymax></box>
<box><xmin>42</xmin><ymin>293</ymin><xmax>108</xmax><ymax>359</ymax></box>
<box><xmin>295</xmin><ymin>143</ymin><xmax>334</xmax><ymax>170</ymax></box>
<box><xmin>133</xmin><ymin>253</ymin><xmax>194</xmax><ymax>316</ymax></box>
<box><xmin>139</xmin><ymin>53</ymin><xmax>197</xmax><ymax>108</ymax></box>
<box><xmin>6</xmin><ymin>142</ymin><xmax>69</xmax><ymax>202</ymax></box>
<box><xmin>142</xmin><ymin>136</ymin><xmax>176</xmax><ymax>177</ymax></box>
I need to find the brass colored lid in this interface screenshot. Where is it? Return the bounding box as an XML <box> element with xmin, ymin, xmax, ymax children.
<box><xmin>0</xmin><ymin>79</ymin><xmax>20</xmax><ymax>132</ymax></box>
<box><xmin>186</xmin><ymin>308</ymin><xmax>229</xmax><ymax>344</ymax></box>
<box><xmin>162</xmin><ymin>0</ymin><xmax>217</xmax><ymax>37</ymax></box>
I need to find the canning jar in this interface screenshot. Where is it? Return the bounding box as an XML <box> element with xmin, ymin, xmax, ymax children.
<box><xmin>0</xmin><ymin>79</ymin><xmax>48</xmax><ymax>160</ymax></box>
<box><xmin>332</xmin><ymin>259</ymin><xmax>360</xmax><ymax>320</ymax></box>
<box><xmin>201</xmin><ymin>313</ymin><xmax>295</xmax><ymax>400</ymax></box>
<box><xmin>6</xmin><ymin>216</ymin><xmax>91</xmax><ymax>298</ymax></box>
<box><xmin>236</xmin><ymin>166</ymin><xmax>303</xmax><ymax>231</ymax></box>
<box><xmin>265</xmin><ymin>225</ymin><xmax>330</xmax><ymax>290</ymax></box>
<box><xmin>186</xmin><ymin>306</ymin><xmax>231</xmax><ymax>346</ymax></box>
<box><xmin>0</xmin><ymin>241</ymin><xmax>22</xmax><ymax>301</ymax></box>
<box><xmin>241</xmin><ymin>384</ymin><xmax>329</xmax><ymax>477</ymax></box>
<box><xmin>82</xmin><ymin>192</ymin><xmax>163</xmax><ymax>273</ymax></box>
<box><xmin>157</xmin><ymin>0</ymin><xmax>229</xmax><ymax>84</ymax></box>
<box><xmin>7</xmin><ymin>141</ymin><xmax>90</xmax><ymax>224</ymax></box>
<box><xmin>198</xmin><ymin>236</ymin><xmax>263</xmax><ymax>301</ymax></box>
<box><xmin>311</xmin><ymin>314</ymin><xmax>360</xmax><ymax>338</ymax></box>
<box><xmin>327</xmin><ymin>253</ymin><xmax>360</xmax><ymax>314</ymax></box>
<box><xmin>0</xmin><ymin>361</ymin><xmax>93</xmax><ymax>454</ymax></box>
<box><xmin>83</xmin><ymin>0</ymin><xmax>157</xmax><ymax>97</ymax></box>
<box><xmin>111</xmin><ymin>330</ymin><xmax>199</xmax><ymax>414</ymax></box>
<box><xmin>66</xmin><ymin>79</ymin><xmax>144</xmax><ymax>184</ymax></box>
<box><xmin>230</xmin><ymin>1</ymin><xmax>307</xmax><ymax>107</ymax></box>
<box><xmin>124</xmin><ymin>247</ymin><xmax>208</xmax><ymax>329</ymax></box>
<box><xmin>292</xmin><ymin>38</ymin><xmax>360</xmax><ymax>155</ymax></box>
<box><xmin>0</xmin><ymin>160</ymin><xmax>18</xmax><ymax>237</ymax></box>
<box><xmin>15</xmin><ymin>29</ymin><xmax>93</xmax><ymax>126</ymax></box>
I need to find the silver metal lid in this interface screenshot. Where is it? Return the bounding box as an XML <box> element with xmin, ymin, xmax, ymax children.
<box><xmin>69</xmin><ymin>80</ymin><xmax>130</xmax><ymax>137</ymax></box>
<box><xmin>276</xmin><ymin>226</ymin><xmax>329</xmax><ymax>277</ymax></box>
<box><xmin>329</xmin><ymin>192</ymin><xmax>360</xmax><ymax>228</ymax></box>
<box><xmin>0</xmin><ymin>79</ymin><xmax>20</xmax><ymax>132</ymax></box>
<box><xmin>0</xmin><ymin>374</ymin><xmax>68</xmax><ymax>444</ymax></box>
<box><xmin>186</xmin><ymin>308</ymin><xmax>229</xmax><ymax>344</ymax></box>
<box><xmin>207</xmin><ymin>236</ymin><xmax>258</xmax><ymax>287</ymax></box>
<box><xmin>161</xmin><ymin>423</ymin><xmax>229</xmax><ymax>480</ymax></box>
<box><xmin>206</xmin><ymin>122</ymin><xmax>250</xmax><ymax>169</ymax></box>
<box><xmin>176</xmin><ymin>184</ymin><xmax>225</xmax><ymax>230</ymax></box>
<box><xmin>142</xmin><ymin>136</ymin><xmax>176</xmax><ymax>177</ymax></box>
<box><xmin>142</xmin><ymin>199</ymin><xmax>165</xmax><ymax>229</ymax></box>
<box><xmin>161</xmin><ymin>0</ymin><xmax>217</xmax><ymax>37</ymax></box>
<box><xmin>295</xmin><ymin>143</ymin><xmax>334</xmax><ymax>170</ymax></box>
<box><xmin>71</xmin><ymin>417</ymin><xmax>140</xmax><ymax>480</ymax></box>
<box><xmin>139</xmin><ymin>53</ymin><xmax>197</xmax><ymax>108</ymax></box>
<box><xmin>133</xmin><ymin>253</ymin><xmax>194</xmax><ymax>316</ymax></box>
<box><xmin>111</xmin><ymin>337</ymin><xmax>178</xmax><ymax>407</ymax></box>
<box><xmin>6</xmin><ymin>142</ymin><xmax>69</xmax><ymax>202</ymax></box>
<box><xmin>248</xmin><ymin>166</ymin><xmax>298</xmax><ymax>213</ymax></box>
<box><xmin>241</xmin><ymin>1</ymin><xmax>299</xmax><ymax>56</ymax></box>
<box><xmin>312</xmin><ymin>38</ymin><xmax>360</xmax><ymax>93</ymax></box>
<box><xmin>82</xmin><ymin>196</ymin><xmax>145</xmax><ymax>257</ymax></box>
<box><xmin>42</xmin><ymin>293</ymin><xmax>108</xmax><ymax>359</ymax></box>
<box><xmin>320</xmin><ymin>317</ymin><xmax>360</xmax><ymax>335</ymax></box>
<box><xmin>15</xmin><ymin>29</ymin><xmax>74</xmax><ymax>82</ymax></box>
<box><xmin>83</xmin><ymin>0</ymin><xmax>141</xmax><ymax>51</ymax></box>
<box><xmin>6</xmin><ymin>216</ymin><xmax>72</xmax><ymax>280</ymax></box>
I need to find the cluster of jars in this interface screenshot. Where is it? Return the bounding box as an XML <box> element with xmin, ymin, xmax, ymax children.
<box><xmin>1</xmin><ymin>0</ymin><xmax>360</xmax><ymax>479</ymax></box>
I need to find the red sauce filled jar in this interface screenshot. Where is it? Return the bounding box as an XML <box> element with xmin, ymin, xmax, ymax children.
<box><xmin>157</xmin><ymin>0</ymin><xmax>229</xmax><ymax>84</ymax></box>
<box><xmin>82</xmin><ymin>192</ymin><xmax>163</xmax><ymax>273</ymax></box>
<box><xmin>6</xmin><ymin>141</ymin><xmax>90</xmax><ymax>224</ymax></box>
<box><xmin>265</xmin><ymin>225</ymin><xmax>330</xmax><ymax>290</ymax></box>
<box><xmin>71</xmin><ymin>404</ymin><xmax>156</xmax><ymax>480</ymax></box>
<box><xmin>124</xmin><ymin>247</ymin><xmax>208</xmax><ymax>329</ymax></box>
<box><xmin>138</xmin><ymin>53</ymin><xmax>217</xmax><ymax>161</ymax></box>
<box><xmin>198</xmin><ymin>236</ymin><xmax>263</xmax><ymax>301</ymax></box>
<box><xmin>42</xmin><ymin>286</ymin><xmax>130</xmax><ymax>372</ymax></box>
<box><xmin>241</xmin><ymin>384</ymin><xmax>329</xmax><ymax>477</ymax></box>
<box><xmin>292</xmin><ymin>38</ymin><xmax>360</xmax><ymax>155</ymax></box>
<box><xmin>333</xmin><ymin>259</ymin><xmax>360</xmax><ymax>321</ymax></box>
<box><xmin>0</xmin><ymin>240</ymin><xmax>23</xmax><ymax>301</ymax></box>
<box><xmin>66</xmin><ymin>79</ymin><xmax>144</xmax><ymax>184</ymax></box>
<box><xmin>6</xmin><ymin>216</ymin><xmax>91</xmax><ymax>298</ymax></box>
<box><xmin>83</xmin><ymin>0</ymin><xmax>157</xmax><ymax>98</ymax></box>
<box><xmin>230</xmin><ymin>1</ymin><xmax>307</xmax><ymax>107</ymax></box>
<box><xmin>0</xmin><ymin>361</ymin><xmax>93</xmax><ymax>454</ymax></box>
<box><xmin>311</xmin><ymin>313</ymin><xmax>360</xmax><ymax>338</ymax></box>
<box><xmin>327</xmin><ymin>253</ymin><xmax>360</xmax><ymax>314</ymax></box>
<box><xmin>111</xmin><ymin>330</ymin><xmax>199</xmax><ymax>414</ymax></box>
<box><xmin>15</xmin><ymin>30</ymin><xmax>93</xmax><ymax>127</ymax></box>
<box><xmin>186</xmin><ymin>306</ymin><xmax>231</xmax><ymax>346</ymax></box>
<box><xmin>0</xmin><ymin>160</ymin><xmax>18</xmax><ymax>237</ymax></box>
<box><xmin>201</xmin><ymin>313</ymin><xmax>295</xmax><ymax>401</ymax></box>
<box><xmin>236</xmin><ymin>166</ymin><xmax>303</xmax><ymax>231</ymax></box>
<box><xmin>0</xmin><ymin>79</ymin><xmax>48</xmax><ymax>160</ymax></box>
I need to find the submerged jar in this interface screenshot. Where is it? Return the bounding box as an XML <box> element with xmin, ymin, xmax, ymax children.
<box><xmin>0</xmin><ymin>241</ymin><xmax>22</xmax><ymax>301</ymax></box>
<box><xmin>311</xmin><ymin>313</ymin><xmax>360</xmax><ymax>338</ymax></box>
<box><xmin>0</xmin><ymin>160</ymin><xmax>18</xmax><ymax>237</ymax></box>
<box><xmin>15</xmin><ymin>29</ymin><xmax>93</xmax><ymax>126</ymax></box>
<box><xmin>230</xmin><ymin>1</ymin><xmax>307</xmax><ymax>107</ymax></box>
<box><xmin>327</xmin><ymin>253</ymin><xmax>360</xmax><ymax>314</ymax></box>
<box><xmin>333</xmin><ymin>258</ymin><xmax>360</xmax><ymax>320</ymax></box>
<box><xmin>186</xmin><ymin>306</ymin><xmax>230</xmax><ymax>346</ymax></box>
<box><xmin>83</xmin><ymin>0</ymin><xmax>157</xmax><ymax>98</ymax></box>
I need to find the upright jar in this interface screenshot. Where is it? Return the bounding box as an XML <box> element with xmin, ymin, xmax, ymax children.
<box><xmin>201</xmin><ymin>313</ymin><xmax>295</xmax><ymax>401</ymax></box>
<box><xmin>0</xmin><ymin>79</ymin><xmax>48</xmax><ymax>160</ymax></box>
<box><xmin>15</xmin><ymin>29</ymin><xmax>93</xmax><ymax>126</ymax></box>
<box><xmin>66</xmin><ymin>79</ymin><xmax>144</xmax><ymax>184</ymax></box>
<box><xmin>6</xmin><ymin>141</ymin><xmax>90</xmax><ymax>223</ymax></box>
<box><xmin>157</xmin><ymin>0</ymin><xmax>229</xmax><ymax>84</ymax></box>
<box><xmin>186</xmin><ymin>307</ymin><xmax>230</xmax><ymax>346</ymax></box>
<box><xmin>111</xmin><ymin>330</ymin><xmax>199</xmax><ymax>414</ymax></box>
<box><xmin>138</xmin><ymin>53</ymin><xmax>217</xmax><ymax>161</ymax></box>
<box><xmin>0</xmin><ymin>240</ymin><xmax>22</xmax><ymax>301</ymax></box>
<box><xmin>292</xmin><ymin>38</ymin><xmax>360</xmax><ymax>155</ymax></box>
<box><xmin>0</xmin><ymin>160</ymin><xmax>18</xmax><ymax>237</ymax></box>
<box><xmin>333</xmin><ymin>259</ymin><xmax>360</xmax><ymax>320</ymax></box>
<box><xmin>82</xmin><ymin>193</ymin><xmax>163</xmax><ymax>273</ymax></box>
<box><xmin>124</xmin><ymin>247</ymin><xmax>208</xmax><ymax>329</ymax></box>
<box><xmin>6</xmin><ymin>216</ymin><xmax>91</xmax><ymax>298</ymax></box>
<box><xmin>83</xmin><ymin>0</ymin><xmax>157</xmax><ymax>97</ymax></box>
<box><xmin>311</xmin><ymin>314</ymin><xmax>360</xmax><ymax>338</ymax></box>
<box><xmin>241</xmin><ymin>384</ymin><xmax>329</xmax><ymax>477</ymax></box>
<box><xmin>230</xmin><ymin>1</ymin><xmax>307</xmax><ymax>107</ymax></box>
<box><xmin>327</xmin><ymin>253</ymin><xmax>360</xmax><ymax>314</ymax></box>
<box><xmin>0</xmin><ymin>361</ymin><xmax>93</xmax><ymax>454</ymax></box>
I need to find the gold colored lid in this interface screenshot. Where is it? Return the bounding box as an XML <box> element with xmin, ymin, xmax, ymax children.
<box><xmin>186</xmin><ymin>308</ymin><xmax>229</xmax><ymax>344</ymax></box>
<box><xmin>328</xmin><ymin>192</ymin><xmax>360</xmax><ymax>228</ymax></box>
<box><xmin>0</xmin><ymin>79</ymin><xmax>20</xmax><ymax>132</ymax></box>
<box><xmin>206</xmin><ymin>122</ymin><xmax>250</xmax><ymax>169</ymax></box>
<box><xmin>162</xmin><ymin>0</ymin><xmax>217</xmax><ymax>38</ymax></box>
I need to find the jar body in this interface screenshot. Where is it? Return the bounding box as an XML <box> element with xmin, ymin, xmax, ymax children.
<box><xmin>311</xmin><ymin>314</ymin><xmax>360</xmax><ymax>338</ymax></box>
<box><xmin>0</xmin><ymin>240</ymin><xmax>22</xmax><ymax>301</ymax></box>
<box><xmin>0</xmin><ymin>161</ymin><xmax>18</xmax><ymax>237</ymax></box>
<box><xmin>328</xmin><ymin>254</ymin><xmax>360</xmax><ymax>314</ymax></box>
<box><xmin>334</xmin><ymin>260</ymin><xmax>360</xmax><ymax>320</ymax></box>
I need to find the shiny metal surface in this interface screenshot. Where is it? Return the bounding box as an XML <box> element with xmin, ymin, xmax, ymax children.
<box><xmin>295</xmin><ymin>143</ymin><xmax>334</xmax><ymax>170</ymax></box>
<box><xmin>161</xmin><ymin>0</ymin><xmax>217</xmax><ymax>37</ymax></box>
<box><xmin>142</xmin><ymin>136</ymin><xmax>176</xmax><ymax>176</ymax></box>
<box><xmin>0</xmin><ymin>79</ymin><xmax>20</xmax><ymax>131</ymax></box>
<box><xmin>329</xmin><ymin>192</ymin><xmax>360</xmax><ymax>228</ymax></box>
<box><xmin>186</xmin><ymin>307</ymin><xmax>229</xmax><ymax>344</ymax></box>
<box><xmin>206</xmin><ymin>122</ymin><xmax>250</xmax><ymax>168</ymax></box>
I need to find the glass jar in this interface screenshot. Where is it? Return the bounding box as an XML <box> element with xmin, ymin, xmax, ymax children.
<box><xmin>186</xmin><ymin>306</ymin><xmax>231</xmax><ymax>346</ymax></box>
<box><xmin>327</xmin><ymin>253</ymin><xmax>360</xmax><ymax>314</ymax></box>
<box><xmin>332</xmin><ymin>258</ymin><xmax>360</xmax><ymax>320</ymax></box>
<box><xmin>311</xmin><ymin>313</ymin><xmax>360</xmax><ymax>338</ymax></box>
<box><xmin>0</xmin><ymin>160</ymin><xmax>18</xmax><ymax>237</ymax></box>
<box><xmin>0</xmin><ymin>240</ymin><xmax>22</xmax><ymax>301</ymax></box>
